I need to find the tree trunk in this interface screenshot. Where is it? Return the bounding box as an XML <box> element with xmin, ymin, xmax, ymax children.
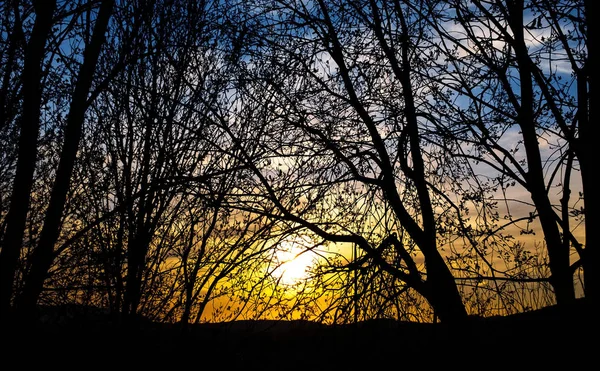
<box><xmin>393</xmin><ymin>4</ymin><xmax>468</xmax><ymax>322</ymax></box>
<box><xmin>122</xmin><ymin>112</ymin><xmax>155</xmax><ymax>326</ymax></box>
<box><xmin>507</xmin><ymin>1</ymin><xmax>575</xmax><ymax>305</ymax></box>
<box><xmin>0</xmin><ymin>0</ymin><xmax>56</xmax><ymax>318</ymax></box>
<box><xmin>16</xmin><ymin>0</ymin><xmax>115</xmax><ymax>316</ymax></box>
<box><xmin>424</xmin><ymin>256</ymin><xmax>469</xmax><ymax>323</ymax></box>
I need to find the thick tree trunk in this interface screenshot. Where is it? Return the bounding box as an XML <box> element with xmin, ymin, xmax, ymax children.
<box><xmin>507</xmin><ymin>1</ymin><xmax>575</xmax><ymax>305</ymax></box>
<box><xmin>423</xmin><ymin>253</ymin><xmax>469</xmax><ymax>323</ymax></box>
<box><xmin>0</xmin><ymin>0</ymin><xmax>56</xmax><ymax>317</ymax></box>
<box><xmin>16</xmin><ymin>0</ymin><xmax>115</xmax><ymax>316</ymax></box>
<box><xmin>394</xmin><ymin>4</ymin><xmax>467</xmax><ymax>323</ymax></box>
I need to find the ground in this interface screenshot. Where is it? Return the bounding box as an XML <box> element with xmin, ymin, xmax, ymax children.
<box><xmin>3</xmin><ymin>298</ymin><xmax>594</xmax><ymax>369</ymax></box>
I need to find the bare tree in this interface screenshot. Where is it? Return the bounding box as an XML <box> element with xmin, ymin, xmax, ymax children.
<box><xmin>16</xmin><ymin>0</ymin><xmax>116</xmax><ymax>317</ymax></box>
<box><xmin>421</xmin><ymin>0</ymin><xmax>592</xmax><ymax>306</ymax></box>
<box><xmin>219</xmin><ymin>0</ymin><xmax>494</xmax><ymax>322</ymax></box>
<box><xmin>0</xmin><ymin>0</ymin><xmax>57</xmax><ymax>317</ymax></box>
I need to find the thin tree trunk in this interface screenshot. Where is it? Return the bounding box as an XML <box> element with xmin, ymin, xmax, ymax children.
<box><xmin>122</xmin><ymin>84</ymin><xmax>157</xmax><ymax>326</ymax></box>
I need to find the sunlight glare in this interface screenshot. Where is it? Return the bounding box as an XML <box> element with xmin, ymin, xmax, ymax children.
<box><xmin>273</xmin><ymin>238</ymin><xmax>317</xmax><ymax>286</ymax></box>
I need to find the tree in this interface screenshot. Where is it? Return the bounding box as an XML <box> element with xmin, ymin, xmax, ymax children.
<box><xmin>422</xmin><ymin>0</ymin><xmax>592</xmax><ymax>305</ymax></box>
<box><xmin>0</xmin><ymin>0</ymin><xmax>57</xmax><ymax>317</ymax></box>
<box><xmin>221</xmin><ymin>0</ymin><xmax>488</xmax><ymax>322</ymax></box>
<box><xmin>65</xmin><ymin>0</ymin><xmax>285</xmax><ymax>328</ymax></box>
<box><xmin>16</xmin><ymin>0</ymin><xmax>116</xmax><ymax>317</ymax></box>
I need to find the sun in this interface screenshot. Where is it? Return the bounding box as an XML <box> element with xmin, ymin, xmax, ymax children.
<box><xmin>272</xmin><ymin>237</ymin><xmax>317</xmax><ymax>286</ymax></box>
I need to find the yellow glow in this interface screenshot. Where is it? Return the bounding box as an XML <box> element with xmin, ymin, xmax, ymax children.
<box><xmin>273</xmin><ymin>238</ymin><xmax>317</xmax><ymax>286</ymax></box>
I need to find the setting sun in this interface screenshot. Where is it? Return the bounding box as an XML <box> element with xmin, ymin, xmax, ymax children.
<box><xmin>273</xmin><ymin>238</ymin><xmax>317</xmax><ymax>286</ymax></box>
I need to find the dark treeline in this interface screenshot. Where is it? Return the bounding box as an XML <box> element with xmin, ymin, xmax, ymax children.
<box><xmin>0</xmin><ymin>0</ymin><xmax>594</xmax><ymax>329</ymax></box>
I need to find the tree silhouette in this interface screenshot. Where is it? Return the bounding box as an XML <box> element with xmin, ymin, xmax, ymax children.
<box><xmin>0</xmin><ymin>0</ymin><xmax>592</xmax><ymax>330</ymax></box>
<box><xmin>17</xmin><ymin>0</ymin><xmax>115</xmax><ymax>317</ymax></box>
<box><xmin>0</xmin><ymin>0</ymin><xmax>57</xmax><ymax>317</ymax></box>
<box><xmin>423</xmin><ymin>0</ymin><xmax>592</xmax><ymax>305</ymax></box>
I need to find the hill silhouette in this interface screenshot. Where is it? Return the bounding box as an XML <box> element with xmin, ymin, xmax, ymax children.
<box><xmin>4</xmin><ymin>298</ymin><xmax>593</xmax><ymax>369</ymax></box>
